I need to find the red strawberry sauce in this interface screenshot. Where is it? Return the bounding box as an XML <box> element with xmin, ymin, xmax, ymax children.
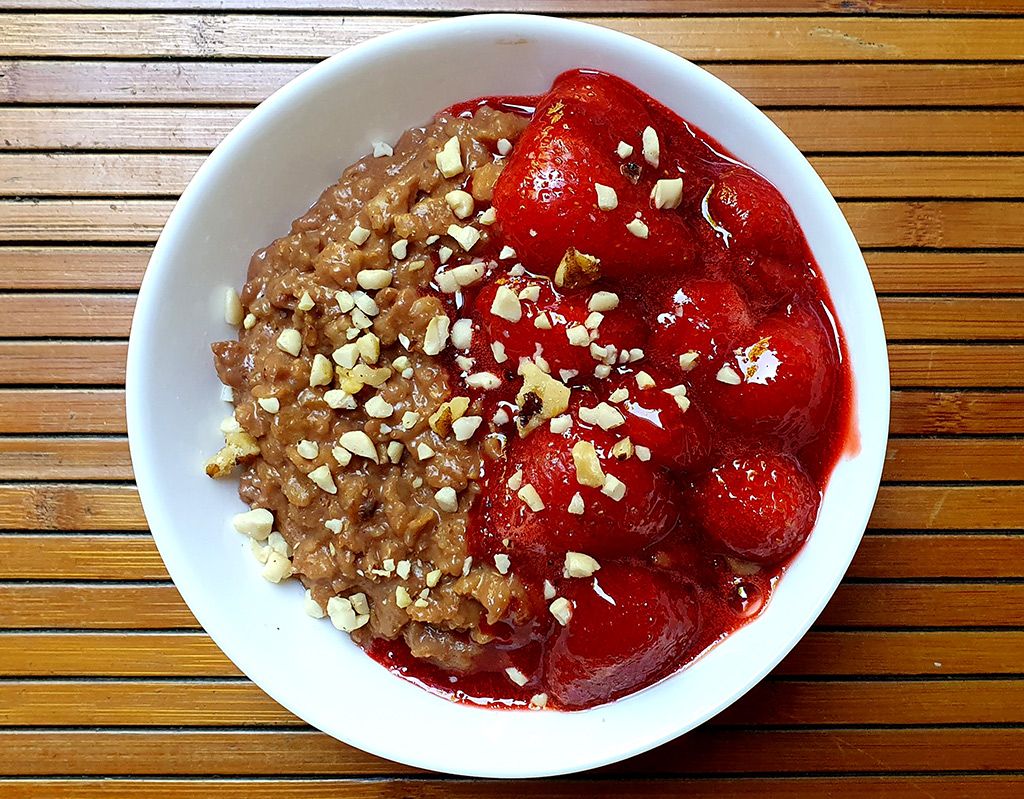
<box><xmin>370</xmin><ymin>69</ymin><xmax>854</xmax><ymax>711</ymax></box>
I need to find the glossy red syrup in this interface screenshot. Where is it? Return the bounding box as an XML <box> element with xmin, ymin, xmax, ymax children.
<box><xmin>370</xmin><ymin>69</ymin><xmax>854</xmax><ymax>710</ymax></box>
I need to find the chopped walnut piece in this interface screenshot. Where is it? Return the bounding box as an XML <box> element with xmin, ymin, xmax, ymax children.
<box><xmin>571</xmin><ymin>441</ymin><xmax>606</xmax><ymax>488</ymax></box>
<box><xmin>610</xmin><ymin>437</ymin><xmax>634</xmax><ymax>460</ymax></box>
<box><xmin>204</xmin><ymin>426</ymin><xmax>260</xmax><ymax>478</ymax></box>
<box><xmin>429</xmin><ymin>396</ymin><xmax>470</xmax><ymax>436</ymax></box>
<box><xmin>515</xmin><ymin>361</ymin><xmax>571</xmax><ymax>437</ymax></box>
<box><xmin>554</xmin><ymin>247</ymin><xmax>601</xmax><ymax>290</ymax></box>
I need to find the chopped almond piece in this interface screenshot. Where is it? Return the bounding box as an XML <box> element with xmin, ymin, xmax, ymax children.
<box><xmin>435</xmin><ymin>136</ymin><xmax>463</xmax><ymax>178</ymax></box>
<box><xmin>338</xmin><ymin>430</ymin><xmax>379</xmax><ymax>462</ymax></box>
<box><xmin>571</xmin><ymin>441</ymin><xmax>605</xmax><ymax>487</ymax></box>
<box><xmin>276</xmin><ymin>328</ymin><xmax>302</xmax><ymax>357</ymax></box>
<box><xmin>626</xmin><ymin>218</ymin><xmax>649</xmax><ymax>239</ymax></box>
<box><xmin>594</xmin><ymin>183</ymin><xmax>618</xmax><ymax>211</ymax></box>
<box><xmin>717</xmin><ymin>364</ymin><xmax>743</xmax><ymax>385</ymax></box>
<box><xmin>224</xmin><ymin>288</ymin><xmax>243</xmax><ymax>326</ymax></box>
<box><xmin>423</xmin><ymin>315</ymin><xmax>451</xmax><ymax>356</ymax></box>
<box><xmin>550</xmin><ymin>597</ymin><xmax>573</xmax><ymax>626</ymax></box>
<box><xmin>435</xmin><ymin>486</ymin><xmax>458</xmax><ymax>512</ymax></box>
<box><xmin>679</xmin><ymin>351</ymin><xmax>700</xmax><ymax>371</ymax></box>
<box><xmin>356</xmin><ymin>269</ymin><xmax>392</xmax><ymax>290</ymax></box>
<box><xmin>348</xmin><ymin>224</ymin><xmax>371</xmax><ymax>246</ymax></box>
<box><xmin>517</xmin><ymin>483</ymin><xmax>545</xmax><ymax>511</ymax></box>
<box><xmin>652</xmin><ymin>177</ymin><xmax>683</xmax><ymax>210</ymax></box>
<box><xmin>564</xmin><ymin>551</ymin><xmax>601</xmax><ymax>579</ymax></box>
<box><xmin>642</xmin><ymin>125</ymin><xmax>660</xmax><ymax>167</ymax></box>
<box><xmin>567</xmin><ymin>492</ymin><xmax>585</xmax><ymax>515</ymax></box>
<box><xmin>445</xmin><ymin>189</ymin><xmax>475</xmax><ymax>219</ymax></box>
<box><xmin>308</xmin><ymin>464</ymin><xmax>337</xmax><ymax>494</ymax></box>
<box><xmin>232</xmin><ymin>508</ymin><xmax>274</xmax><ymax>540</ymax></box>
<box><xmin>490</xmin><ymin>285</ymin><xmax>522</xmax><ymax>322</ymax></box>
<box><xmin>309</xmin><ymin>353</ymin><xmax>333</xmax><ymax>387</ymax></box>
<box><xmin>601</xmin><ymin>473</ymin><xmax>627</xmax><ymax>501</ymax></box>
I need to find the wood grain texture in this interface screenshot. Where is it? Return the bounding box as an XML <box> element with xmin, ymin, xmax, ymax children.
<box><xmin>3</xmin><ymin>108</ymin><xmax>1021</xmax><ymax>153</ymax></box>
<box><xmin>0</xmin><ymin>293</ymin><xmax>135</xmax><ymax>338</ymax></box>
<box><xmin>0</xmin><ymin>247</ymin><xmax>149</xmax><ymax>290</ymax></box>
<box><xmin>4</xmin><ymin>15</ymin><xmax>1024</xmax><ymax>61</ymax></box>
<box><xmin>5</xmin><ymin>61</ymin><xmax>1024</xmax><ymax>106</ymax></box>
<box><xmin>2</xmin><ymin>727</ymin><xmax>1024</xmax><ymax>777</ymax></box>
<box><xmin>0</xmin><ymin>437</ymin><xmax>132</xmax><ymax>480</ymax></box>
<box><xmin>889</xmin><ymin>391</ymin><xmax>1024</xmax><ymax>435</ymax></box>
<box><xmin>0</xmin><ymin>389</ymin><xmax>126</xmax><ymax>433</ymax></box>
<box><xmin>5</xmin><ymin>153</ymin><xmax>1024</xmax><ymax>198</ymax></box>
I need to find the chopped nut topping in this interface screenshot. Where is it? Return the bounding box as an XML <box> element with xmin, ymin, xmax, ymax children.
<box><xmin>491</xmin><ymin>341</ymin><xmax>508</xmax><ymax>363</ymax></box>
<box><xmin>352</xmin><ymin>290</ymin><xmax>379</xmax><ymax>316</ymax></box>
<box><xmin>652</xmin><ymin>177</ymin><xmax>684</xmax><ymax>210</ymax></box>
<box><xmin>243</xmin><ymin>313</ymin><xmax>257</xmax><ymax>330</ymax></box>
<box><xmin>327</xmin><ymin>596</ymin><xmax>369</xmax><ymax>632</ymax></box>
<box><xmin>451</xmin><ymin>318</ymin><xmax>473</xmax><ymax>349</ymax></box>
<box><xmin>296</xmin><ymin>439</ymin><xmax>319</xmax><ymax>460</ymax></box>
<box><xmin>416</xmin><ymin>442</ymin><xmax>436</xmax><ymax>461</ymax></box>
<box><xmin>348</xmin><ymin>224</ymin><xmax>371</xmax><ymax>246</ymax></box>
<box><xmin>507</xmin><ymin>469</ymin><xmax>523</xmax><ymax>491</ymax></box>
<box><xmin>262</xmin><ymin>550</ymin><xmax>292</xmax><ymax>583</ymax></box>
<box><xmin>610</xmin><ymin>437</ymin><xmax>634</xmax><ymax>460</ymax></box>
<box><xmin>387</xmin><ymin>441</ymin><xmax>404</xmax><ymax>464</ymax></box>
<box><xmin>642</xmin><ymin>125</ymin><xmax>660</xmax><ymax>167</ymax></box>
<box><xmin>616</xmin><ymin>141</ymin><xmax>634</xmax><ymax>159</ymax></box>
<box><xmin>303</xmin><ymin>589</ymin><xmax>325</xmax><ymax>619</ymax></box>
<box><xmin>717</xmin><ymin>364</ymin><xmax>743</xmax><ymax>385</ymax></box>
<box><xmin>438</xmin><ymin>245</ymin><xmax>453</xmax><ymax>264</ymax></box>
<box><xmin>356</xmin><ymin>269</ymin><xmax>392</xmax><ymax>290</ymax></box>
<box><xmin>499</xmin><ymin>245</ymin><xmax>516</xmax><ymax>260</ymax></box>
<box><xmin>550</xmin><ymin>597</ymin><xmax>573</xmax><ymax>626</ymax></box>
<box><xmin>308</xmin><ymin>353</ymin><xmax>333</xmax><ymax>387</ymax></box>
<box><xmin>307</xmin><ymin>464</ymin><xmax>337</xmax><ymax>494</ymax></box>
<box><xmin>297</xmin><ymin>291</ymin><xmax>315</xmax><ymax>311</ymax></box>
<box><xmin>324</xmin><ymin>389</ymin><xmax>356</xmax><ymax>410</ymax></box>
<box><xmin>232</xmin><ymin>508</ymin><xmax>274</xmax><ymax>540</ymax></box>
<box><xmin>635</xmin><ymin>445</ymin><xmax>652</xmax><ymax>462</ymax></box>
<box><xmin>566</xmin><ymin>324</ymin><xmax>591</xmax><ymax>347</ymax></box>
<box><xmin>572</xmin><ymin>441</ymin><xmax>606</xmax><ymax>487</ymax></box>
<box><xmin>224</xmin><ymin>288</ymin><xmax>243</xmax><ymax>325</ymax></box>
<box><xmin>564</xmin><ymin>551</ymin><xmax>601</xmax><ymax>578</ymax></box>
<box><xmin>595</xmin><ymin>183</ymin><xmax>618</xmax><ymax>211</ymax></box>
<box><xmin>517</xmin><ymin>483</ymin><xmax>545</xmax><ymax>512</ymax></box>
<box><xmin>391</xmin><ymin>239</ymin><xmax>409</xmax><ymax>260</ymax></box>
<box><xmin>400</xmin><ymin>411</ymin><xmax>419</xmax><ymax>430</ymax></box>
<box><xmin>626</xmin><ymin>218</ymin><xmax>649</xmax><ymax>239</ymax></box>
<box><xmin>350</xmin><ymin>307</ymin><xmax>373</xmax><ymax>330</ymax></box>
<box><xmin>276</xmin><ymin>328</ymin><xmax>302</xmax><ymax>357</ymax></box>
<box><xmin>584</xmin><ymin>311</ymin><xmax>604</xmax><ymax>330</ymax></box>
<box><xmin>423</xmin><ymin>314</ymin><xmax>451</xmax><ymax>356</ymax></box>
<box><xmin>579</xmin><ymin>402</ymin><xmax>625</xmax><ymax>431</ymax></box>
<box><xmin>426</xmin><ymin>569</ymin><xmax>442</xmax><ymax>588</ymax></box>
<box><xmin>534</xmin><ymin>312</ymin><xmax>552</xmax><ymax>330</ymax></box>
<box><xmin>516</xmin><ymin>361</ymin><xmax>571</xmax><ymax>437</ymax></box>
<box><xmin>445</xmin><ymin>189</ymin><xmax>475</xmax><ymax>219</ymax></box>
<box><xmin>447</xmin><ymin>223</ymin><xmax>481</xmax><ymax>252</ymax></box>
<box><xmin>494</xmin><ymin>553</ymin><xmax>511</xmax><ymax>575</ymax></box>
<box><xmin>549</xmin><ymin>414</ymin><xmax>572</xmax><ymax>434</ymax></box>
<box><xmin>364</xmin><ymin>395</ymin><xmax>394</xmax><ymax>419</ymax></box>
<box><xmin>257</xmin><ymin>396</ymin><xmax>280</xmax><ymax>413</ymax></box>
<box><xmin>335</xmin><ymin>291</ymin><xmax>355</xmax><ymax>312</ymax></box>
<box><xmin>429</xmin><ymin>396</ymin><xmax>470</xmax><ymax>436</ymax></box>
<box><xmin>679</xmin><ymin>350</ymin><xmax>700</xmax><ymax>371</ymax></box>
<box><xmin>628</xmin><ymin>348</ymin><xmax>645</xmax><ymax>362</ymax></box>
<box><xmin>466</xmin><ymin>372</ymin><xmax>501</xmax><ymax>390</ymax></box>
<box><xmin>395</xmin><ymin>585</ymin><xmax>413</xmax><ymax>609</ymax></box>
<box><xmin>497</xmin><ymin>138</ymin><xmax>513</xmax><ymax>156</ymax></box>
<box><xmin>452</xmin><ymin>415</ymin><xmax>483</xmax><ymax>441</ymax></box>
<box><xmin>518</xmin><ymin>285</ymin><xmax>541</xmax><ymax>303</ymax></box>
<box><xmin>609</xmin><ymin>387</ymin><xmax>629</xmax><ymax>403</ymax></box>
<box><xmin>543</xmin><ymin>580</ymin><xmax>557</xmax><ymax>600</ymax></box>
<box><xmin>478</xmin><ymin>207</ymin><xmax>497</xmax><ymax>225</ymax></box>
<box><xmin>663</xmin><ymin>383</ymin><xmax>691</xmax><ymax>412</ymax></box>
<box><xmin>350</xmin><ymin>592</ymin><xmax>370</xmax><ymax>616</ymax></box>
<box><xmin>372</xmin><ymin>140</ymin><xmax>393</xmax><ymax>157</ymax></box>
<box><xmin>339</xmin><ymin>430</ymin><xmax>379</xmax><ymax>462</ymax></box>
<box><xmin>589</xmin><ymin>294</ymin><xmax>620</xmax><ymax>317</ymax></box>
<box><xmin>435</xmin><ymin>135</ymin><xmax>463</xmax><ymax>178</ymax></box>
<box><xmin>554</xmin><ymin>247</ymin><xmax>602</xmax><ymax>290</ymax></box>
<box><xmin>567</xmin><ymin>492</ymin><xmax>585</xmax><ymax>515</ymax></box>
<box><xmin>505</xmin><ymin>666</ymin><xmax>528</xmax><ymax>686</ymax></box>
<box><xmin>450</xmin><ymin>260</ymin><xmax>486</xmax><ymax>288</ymax></box>
<box><xmin>356</xmin><ymin>333</ymin><xmax>381</xmax><ymax>365</ymax></box>
<box><xmin>602</xmin><ymin>473</ymin><xmax>627</xmax><ymax>501</ymax></box>
<box><xmin>490</xmin><ymin>285</ymin><xmax>522</xmax><ymax>322</ymax></box>
<box><xmin>332</xmin><ymin>446</ymin><xmax>352</xmax><ymax>467</ymax></box>
<box><xmin>435</xmin><ymin>486</ymin><xmax>458</xmax><ymax>512</ymax></box>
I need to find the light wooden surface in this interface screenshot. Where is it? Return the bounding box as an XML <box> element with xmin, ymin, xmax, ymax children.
<box><xmin>0</xmin><ymin>3</ymin><xmax>1022</xmax><ymax>796</ymax></box>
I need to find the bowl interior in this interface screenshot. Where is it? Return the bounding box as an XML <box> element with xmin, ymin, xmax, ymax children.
<box><xmin>127</xmin><ymin>14</ymin><xmax>889</xmax><ymax>778</ymax></box>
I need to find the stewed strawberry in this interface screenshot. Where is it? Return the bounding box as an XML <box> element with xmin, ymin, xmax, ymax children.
<box><xmin>543</xmin><ymin>562</ymin><xmax>701</xmax><ymax>708</ymax></box>
<box><xmin>689</xmin><ymin>451</ymin><xmax>820</xmax><ymax>564</ymax></box>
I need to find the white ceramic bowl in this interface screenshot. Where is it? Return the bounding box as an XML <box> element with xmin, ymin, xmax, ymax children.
<box><xmin>127</xmin><ymin>14</ymin><xmax>889</xmax><ymax>778</ymax></box>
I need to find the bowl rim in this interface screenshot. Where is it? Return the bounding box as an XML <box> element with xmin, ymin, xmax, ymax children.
<box><xmin>127</xmin><ymin>12</ymin><xmax>890</xmax><ymax>778</ymax></box>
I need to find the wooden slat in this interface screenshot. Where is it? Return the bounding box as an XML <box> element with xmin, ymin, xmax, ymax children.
<box><xmin>6</xmin><ymin>199</ymin><xmax>1024</xmax><ymax>248</ymax></box>
<box><xmin>882</xmin><ymin>438</ymin><xmax>1024</xmax><ymax>482</ymax></box>
<box><xmin>3</xmin><ymin>434</ymin><xmax>1020</xmax><ymax>484</ymax></box>
<box><xmin>2</xmin><ymin>678</ymin><xmax>1022</xmax><ymax>727</ymax></box>
<box><xmin>0</xmin><ymin>342</ymin><xmax>128</xmax><ymax>385</ymax></box>
<box><xmin>6</xmin><ymin>153</ymin><xmax>1024</xmax><ymax>199</ymax></box>
<box><xmin>5</xmin><ymin>61</ymin><xmax>1024</xmax><ymax>106</ymax></box>
<box><xmin>867</xmin><ymin>252</ymin><xmax>1024</xmax><ymax>295</ymax></box>
<box><xmin>879</xmin><ymin>298</ymin><xmax>1024</xmax><ymax>341</ymax></box>
<box><xmin>851</xmin><ymin>534</ymin><xmax>1024</xmax><ymax>579</ymax></box>
<box><xmin>0</xmin><ymin>389</ymin><xmax>126</xmax><ymax>433</ymax></box>
<box><xmin>2</xmin><ymin>483</ymin><xmax>1018</xmax><ymax>533</ymax></box>
<box><xmin>0</xmin><ymin>534</ymin><xmax>164</xmax><ymax>579</ymax></box>
<box><xmin>0</xmin><ymin>293</ymin><xmax>135</xmax><ymax>338</ymax></box>
<box><xmin>0</xmin><ymin>437</ymin><xmax>132</xmax><ymax>480</ymax></box>
<box><xmin>0</xmin><ymin>484</ymin><xmax>145</xmax><ymax>530</ymax></box>
<box><xmin>4</xmin><ymin>108</ymin><xmax>1021</xmax><ymax>153</ymax></box>
<box><xmin>0</xmin><ymin>247</ymin><xmax>148</xmax><ymax>290</ymax></box>
<box><xmin>3</xmin><ymin>0</ymin><xmax>1023</xmax><ymax>12</ymax></box>
<box><xmin>889</xmin><ymin>390</ymin><xmax>1024</xmax><ymax>435</ymax></box>
<box><xmin>4</xmin><ymin>727</ymin><xmax>1023</xmax><ymax>778</ymax></box>
<box><xmin>0</xmin><ymin>629</ymin><xmax>1017</xmax><ymax>678</ymax></box>
<box><xmin>3</xmin><ymin>15</ymin><xmax>1024</xmax><ymax>61</ymax></box>
<box><xmin>887</xmin><ymin>345</ymin><xmax>1024</xmax><ymax>388</ymax></box>
<box><xmin>4</xmin><ymin>581</ymin><xmax>1021</xmax><ymax>630</ymax></box>
<box><xmin>3</xmin><ymin>532</ymin><xmax>1023</xmax><ymax>583</ymax></box>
